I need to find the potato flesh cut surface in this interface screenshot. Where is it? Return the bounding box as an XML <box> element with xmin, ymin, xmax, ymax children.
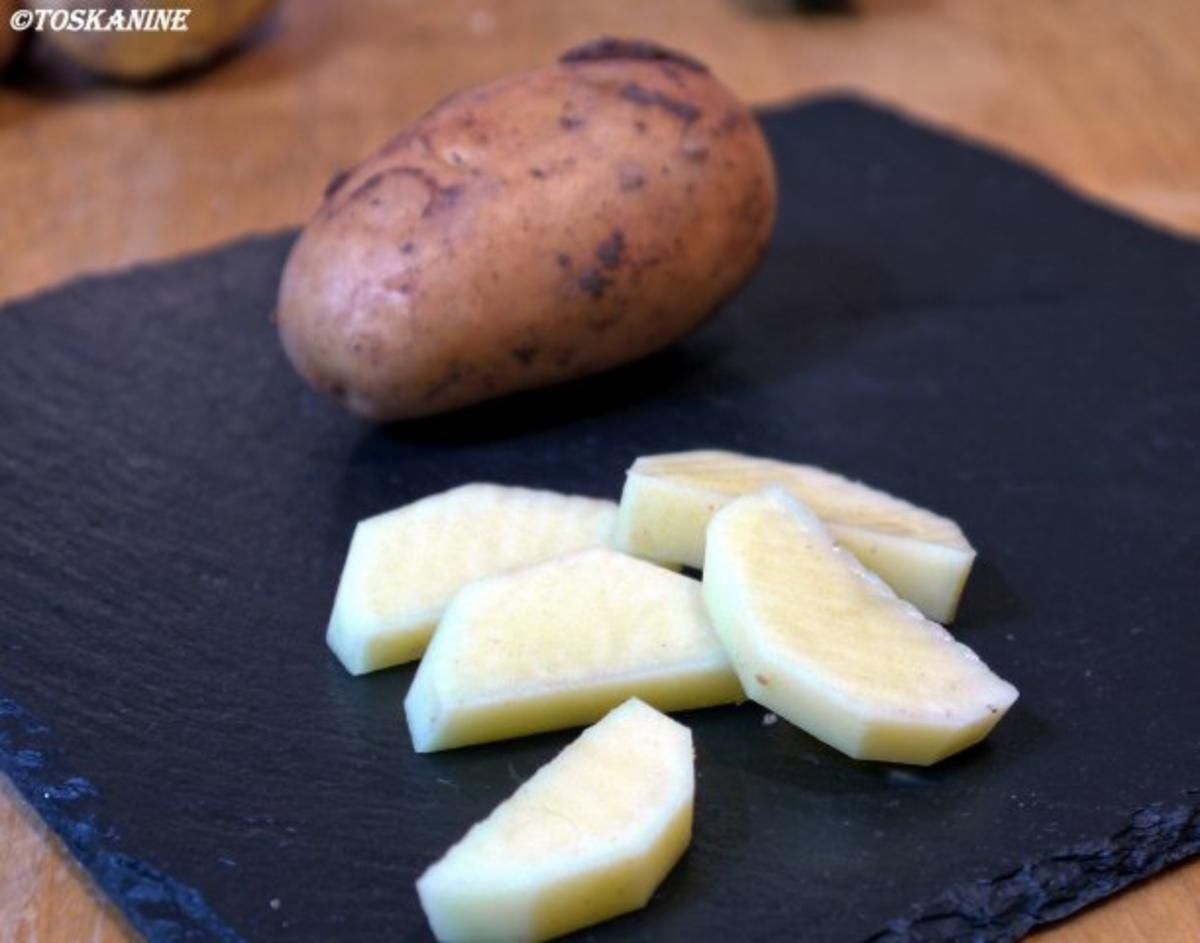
<box><xmin>702</xmin><ymin>488</ymin><xmax>1017</xmax><ymax>765</ymax></box>
<box><xmin>615</xmin><ymin>449</ymin><xmax>975</xmax><ymax>622</ymax></box>
<box><xmin>405</xmin><ymin>548</ymin><xmax>741</xmax><ymax>751</ymax></box>
<box><xmin>326</xmin><ymin>483</ymin><xmax>616</xmax><ymax>674</ymax></box>
<box><xmin>416</xmin><ymin>698</ymin><xmax>694</xmax><ymax>942</ymax></box>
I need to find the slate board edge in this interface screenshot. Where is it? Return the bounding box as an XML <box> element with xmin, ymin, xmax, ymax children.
<box><xmin>0</xmin><ymin>224</ymin><xmax>298</xmax><ymax>311</ymax></box>
<box><xmin>870</xmin><ymin>791</ymin><xmax>1200</xmax><ymax>943</ymax></box>
<box><xmin>758</xmin><ymin>93</ymin><xmax>1200</xmax><ymax>249</ymax></box>
<box><xmin>0</xmin><ymin>697</ymin><xmax>243</xmax><ymax>943</ymax></box>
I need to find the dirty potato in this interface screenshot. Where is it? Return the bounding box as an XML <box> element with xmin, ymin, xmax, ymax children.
<box><xmin>277</xmin><ymin>38</ymin><xmax>777</xmax><ymax>421</ymax></box>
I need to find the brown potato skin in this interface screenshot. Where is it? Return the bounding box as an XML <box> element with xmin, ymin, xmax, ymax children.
<box><xmin>277</xmin><ymin>38</ymin><xmax>777</xmax><ymax>421</ymax></box>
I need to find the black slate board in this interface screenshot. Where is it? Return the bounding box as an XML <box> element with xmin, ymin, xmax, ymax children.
<box><xmin>1</xmin><ymin>98</ymin><xmax>1198</xmax><ymax>943</ymax></box>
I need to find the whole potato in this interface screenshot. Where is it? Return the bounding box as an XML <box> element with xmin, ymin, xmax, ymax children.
<box><xmin>278</xmin><ymin>38</ymin><xmax>776</xmax><ymax>421</ymax></box>
<box><xmin>38</xmin><ymin>0</ymin><xmax>276</xmax><ymax>81</ymax></box>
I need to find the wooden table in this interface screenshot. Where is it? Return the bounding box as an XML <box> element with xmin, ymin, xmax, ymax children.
<box><xmin>1</xmin><ymin>1</ymin><xmax>1197</xmax><ymax>939</ymax></box>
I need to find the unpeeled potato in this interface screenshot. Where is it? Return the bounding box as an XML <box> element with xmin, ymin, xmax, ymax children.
<box><xmin>38</xmin><ymin>0</ymin><xmax>276</xmax><ymax>81</ymax></box>
<box><xmin>277</xmin><ymin>38</ymin><xmax>777</xmax><ymax>421</ymax></box>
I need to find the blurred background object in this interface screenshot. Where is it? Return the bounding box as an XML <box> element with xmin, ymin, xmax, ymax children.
<box><xmin>35</xmin><ymin>0</ymin><xmax>279</xmax><ymax>81</ymax></box>
<box><xmin>0</xmin><ymin>0</ymin><xmax>22</xmax><ymax>69</ymax></box>
<box><xmin>0</xmin><ymin>1</ymin><xmax>1198</xmax><ymax>940</ymax></box>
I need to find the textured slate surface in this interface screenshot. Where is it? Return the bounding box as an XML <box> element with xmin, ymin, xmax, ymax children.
<box><xmin>1</xmin><ymin>98</ymin><xmax>1198</xmax><ymax>943</ymax></box>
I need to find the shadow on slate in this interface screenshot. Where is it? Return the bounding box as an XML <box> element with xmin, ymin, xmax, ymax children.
<box><xmin>1</xmin><ymin>96</ymin><xmax>1198</xmax><ymax>943</ymax></box>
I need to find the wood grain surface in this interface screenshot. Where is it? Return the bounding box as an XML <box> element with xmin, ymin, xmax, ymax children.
<box><xmin>1</xmin><ymin>1</ymin><xmax>1197</xmax><ymax>940</ymax></box>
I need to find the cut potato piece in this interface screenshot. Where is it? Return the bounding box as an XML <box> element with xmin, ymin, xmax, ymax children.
<box><xmin>406</xmin><ymin>548</ymin><xmax>741</xmax><ymax>752</ymax></box>
<box><xmin>327</xmin><ymin>484</ymin><xmax>616</xmax><ymax>674</ymax></box>
<box><xmin>615</xmin><ymin>449</ymin><xmax>976</xmax><ymax>622</ymax></box>
<box><xmin>416</xmin><ymin>698</ymin><xmax>693</xmax><ymax>942</ymax></box>
<box><xmin>703</xmin><ymin>488</ymin><xmax>1017</xmax><ymax>765</ymax></box>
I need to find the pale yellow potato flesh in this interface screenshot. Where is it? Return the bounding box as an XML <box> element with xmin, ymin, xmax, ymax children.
<box><xmin>615</xmin><ymin>450</ymin><xmax>976</xmax><ymax>623</ymax></box>
<box><xmin>405</xmin><ymin>548</ymin><xmax>742</xmax><ymax>752</ymax></box>
<box><xmin>416</xmin><ymin>698</ymin><xmax>694</xmax><ymax>942</ymax></box>
<box><xmin>702</xmin><ymin>488</ymin><xmax>1017</xmax><ymax>765</ymax></box>
<box><xmin>326</xmin><ymin>484</ymin><xmax>616</xmax><ymax>674</ymax></box>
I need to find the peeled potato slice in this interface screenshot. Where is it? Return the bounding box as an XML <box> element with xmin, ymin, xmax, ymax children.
<box><xmin>405</xmin><ymin>548</ymin><xmax>741</xmax><ymax>752</ymax></box>
<box><xmin>416</xmin><ymin>698</ymin><xmax>694</xmax><ymax>942</ymax></box>
<box><xmin>703</xmin><ymin>488</ymin><xmax>1017</xmax><ymax>765</ymax></box>
<box><xmin>615</xmin><ymin>449</ymin><xmax>976</xmax><ymax>622</ymax></box>
<box><xmin>326</xmin><ymin>484</ymin><xmax>616</xmax><ymax>674</ymax></box>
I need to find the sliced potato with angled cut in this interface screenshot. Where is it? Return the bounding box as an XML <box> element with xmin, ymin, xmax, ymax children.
<box><xmin>416</xmin><ymin>698</ymin><xmax>693</xmax><ymax>942</ymax></box>
<box><xmin>615</xmin><ymin>449</ymin><xmax>976</xmax><ymax>622</ymax></box>
<box><xmin>702</xmin><ymin>488</ymin><xmax>1017</xmax><ymax>765</ymax></box>
<box><xmin>405</xmin><ymin>548</ymin><xmax>741</xmax><ymax>752</ymax></box>
<box><xmin>326</xmin><ymin>483</ymin><xmax>616</xmax><ymax>674</ymax></box>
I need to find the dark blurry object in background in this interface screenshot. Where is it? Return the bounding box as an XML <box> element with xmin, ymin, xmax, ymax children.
<box><xmin>0</xmin><ymin>0</ymin><xmax>22</xmax><ymax>71</ymax></box>
<box><xmin>36</xmin><ymin>0</ymin><xmax>278</xmax><ymax>81</ymax></box>
<box><xmin>796</xmin><ymin>0</ymin><xmax>854</xmax><ymax>13</ymax></box>
<box><xmin>735</xmin><ymin>0</ymin><xmax>855</xmax><ymax>16</ymax></box>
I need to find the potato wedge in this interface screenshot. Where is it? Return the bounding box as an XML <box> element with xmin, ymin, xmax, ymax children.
<box><xmin>405</xmin><ymin>548</ymin><xmax>741</xmax><ymax>751</ymax></box>
<box><xmin>327</xmin><ymin>484</ymin><xmax>615</xmax><ymax>674</ymax></box>
<box><xmin>702</xmin><ymin>488</ymin><xmax>1016</xmax><ymax>765</ymax></box>
<box><xmin>616</xmin><ymin>450</ymin><xmax>975</xmax><ymax>622</ymax></box>
<box><xmin>416</xmin><ymin>698</ymin><xmax>693</xmax><ymax>942</ymax></box>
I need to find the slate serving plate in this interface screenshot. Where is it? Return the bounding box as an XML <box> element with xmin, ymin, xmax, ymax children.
<box><xmin>1</xmin><ymin>98</ymin><xmax>1198</xmax><ymax>943</ymax></box>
